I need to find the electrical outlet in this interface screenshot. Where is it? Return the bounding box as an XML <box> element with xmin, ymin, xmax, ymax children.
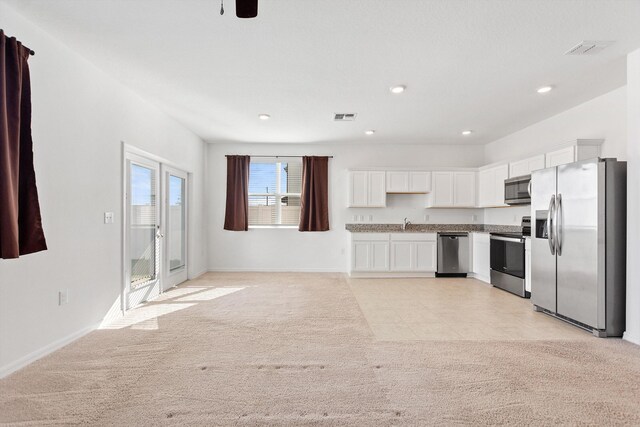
<box><xmin>424</xmin><ymin>215</ymin><xmax>429</xmax><ymax>222</ymax></box>
<box><xmin>104</xmin><ymin>212</ymin><xmax>114</xmax><ymax>224</ymax></box>
<box><xmin>58</xmin><ymin>289</ymin><xmax>69</xmax><ymax>306</ymax></box>
<box><xmin>368</xmin><ymin>215</ymin><xmax>373</xmax><ymax>222</ymax></box>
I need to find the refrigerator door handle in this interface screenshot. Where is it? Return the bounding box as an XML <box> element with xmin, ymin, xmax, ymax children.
<box><xmin>556</xmin><ymin>193</ymin><xmax>563</xmax><ymax>256</ymax></box>
<box><xmin>547</xmin><ymin>195</ymin><xmax>556</xmax><ymax>255</ymax></box>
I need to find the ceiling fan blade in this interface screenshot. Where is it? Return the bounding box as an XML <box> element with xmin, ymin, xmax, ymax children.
<box><xmin>236</xmin><ymin>0</ymin><xmax>258</xmax><ymax>18</ymax></box>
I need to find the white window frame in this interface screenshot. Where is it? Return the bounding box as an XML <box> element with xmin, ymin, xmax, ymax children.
<box><xmin>248</xmin><ymin>157</ymin><xmax>301</xmax><ymax>228</ymax></box>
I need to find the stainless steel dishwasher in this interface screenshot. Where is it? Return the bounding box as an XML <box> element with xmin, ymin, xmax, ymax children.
<box><xmin>436</xmin><ymin>232</ymin><xmax>469</xmax><ymax>277</ymax></box>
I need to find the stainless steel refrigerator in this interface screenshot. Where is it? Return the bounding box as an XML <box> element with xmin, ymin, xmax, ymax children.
<box><xmin>531</xmin><ymin>158</ymin><xmax>626</xmax><ymax>337</ymax></box>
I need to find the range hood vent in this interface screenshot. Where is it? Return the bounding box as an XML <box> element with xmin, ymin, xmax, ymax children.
<box><xmin>565</xmin><ymin>40</ymin><xmax>614</xmax><ymax>55</ymax></box>
<box><xmin>334</xmin><ymin>113</ymin><xmax>357</xmax><ymax>121</ymax></box>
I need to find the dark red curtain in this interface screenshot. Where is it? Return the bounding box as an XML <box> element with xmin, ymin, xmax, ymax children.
<box><xmin>299</xmin><ymin>156</ymin><xmax>329</xmax><ymax>232</ymax></box>
<box><xmin>223</xmin><ymin>155</ymin><xmax>250</xmax><ymax>231</ymax></box>
<box><xmin>0</xmin><ymin>31</ymin><xmax>47</xmax><ymax>259</ymax></box>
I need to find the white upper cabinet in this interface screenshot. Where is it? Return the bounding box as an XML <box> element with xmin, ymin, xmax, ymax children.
<box><xmin>368</xmin><ymin>171</ymin><xmax>387</xmax><ymax>207</ymax></box>
<box><xmin>429</xmin><ymin>172</ymin><xmax>454</xmax><ymax>206</ymax></box>
<box><xmin>509</xmin><ymin>154</ymin><xmax>545</xmax><ymax>177</ymax></box>
<box><xmin>478</xmin><ymin>164</ymin><xmax>508</xmax><ymax>207</ymax></box>
<box><xmin>427</xmin><ymin>171</ymin><xmax>476</xmax><ymax>207</ymax></box>
<box><xmin>545</xmin><ymin>146</ymin><xmax>575</xmax><ymax>168</ymax></box>
<box><xmin>348</xmin><ymin>171</ymin><xmax>386</xmax><ymax>207</ymax></box>
<box><xmin>545</xmin><ymin>139</ymin><xmax>603</xmax><ymax>168</ymax></box>
<box><xmin>386</xmin><ymin>171</ymin><xmax>409</xmax><ymax>193</ymax></box>
<box><xmin>385</xmin><ymin>171</ymin><xmax>431</xmax><ymax>193</ymax></box>
<box><xmin>453</xmin><ymin>172</ymin><xmax>477</xmax><ymax>207</ymax></box>
<box><xmin>409</xmin><ymin>172</ymin><xmax>431</xmax><ymax>193</ymax></box>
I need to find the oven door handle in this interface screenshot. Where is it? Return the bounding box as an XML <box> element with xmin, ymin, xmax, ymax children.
<box><xmin>490</xmin><ymin>236</ymin><xmax>525</xmax><ymax>243</ymax></box>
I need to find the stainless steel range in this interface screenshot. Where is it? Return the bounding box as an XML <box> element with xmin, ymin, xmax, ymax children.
<box><xmin>489</xmin><ymin>217</ymin><xmax>530</xmax><ymax>298</ymax></box>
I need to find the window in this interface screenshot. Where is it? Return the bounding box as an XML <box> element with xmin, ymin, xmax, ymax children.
<box><xmin>248</xmin><ymin>157</ymin><xmax>302</xmax><ymax>226</ymax></box>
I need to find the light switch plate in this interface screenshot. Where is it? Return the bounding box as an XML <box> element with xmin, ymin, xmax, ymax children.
<box><xmin>104</xmin><ymin>212</ymin><xmax>114</xmax><ymax>224</ymax></box>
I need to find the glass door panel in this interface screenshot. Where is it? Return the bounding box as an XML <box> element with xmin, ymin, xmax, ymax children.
<box><xmin>130</xmin><ymin>164</ymin><xmax>158</xmax><ymax>288</ymax></box>
<box><xmin>169</xmin><ymin>175</ymin><xmax>186</xmax><ymax>272</ymax></box>
<box><xmin>164</xmin><ymin>168</ymin><xmax>188</xmax><ymax>290</ymax></box>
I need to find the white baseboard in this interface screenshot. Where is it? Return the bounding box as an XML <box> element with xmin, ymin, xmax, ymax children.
<box><xmin>623</xmin><ymin>331</ymin><xmax>640</xmax><ymax>346</ymax></box>
<box><xmin>189</xmin><ymin>269</ymin><xmax>209</xmax><ymax>279</ymax></box>
<box><xmin>0</xmin><ymin>322</ymin><xmax>99</xmax><ymax>379</ymax></box>
<box><xmin>207</xmin><ymin>267</ymin><xmax>345</xmax><ymax>273</ymax></box>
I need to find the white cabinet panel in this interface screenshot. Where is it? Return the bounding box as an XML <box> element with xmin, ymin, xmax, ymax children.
<box><xmin>385</xmin><ymin>171</ymin><xmax>430</xmax><ymax>193</ymax></box>
<box><xmin>509</xmin><ymin>159</ymin><xmax>529</xmax><ymax>178</ymax></box>
<box><xmin>415</xmin><ymin>241</ymin><xmax>437</xmax><ymax>271</ymax></box>
<box><xmin>478</xmin><ymin>169</ymin><xmax>493</xmax><ymax>208</ymax></box>
<box><xmin>409</xmin><ymin>172</ymin><xmax>431</xmax><ymax>193</ymax></box>
<box><xmin>453</xmin><ymin>172</ymin><xmax>476</xmax><ymax>207</ymax></box>
<box><xmin>390</xmin><ymin>242</ymin><xmax>412</xmax><ymax>271</ymax></box>
<box><xmin>545</xmin><ymin>146</ymin><xmax>575</xmax><ymax>168</ymax></box>
<box><xmin>348</xmin><ymin>171</ymin><xmax>386</xmax><ymax>207</ymax></box>
<box><xmin>528</xmin><ymin>155</ymin><xmax>546</xmax><ymax>174</ymax></box>
<box><xmin>352</xmin><ymin>241</ymin><xmax>371</xmax><ymax>271</ymax></box>
<box><xmin>386</xmin><ymin>171</ymin><xmax>409</xmax><ymax>193</ymax></box>
<box><xmin>371</xmin><ymin>242</ymin><xmax>390</xmax><ymax>271</ymax></box>
<box><xmin>510</xmin><ymin>155</ymin><xmax>546</xmax><ymax>177</ymax></box>
<box><xmin>368</xmin><ymin>171</ymin><xmax>387</xmax><ymax>207</ymax></box>
<box><xmin>472</xmin><ymin>233</ymin><xmax>490</xmax><ymax>283</ymax></box>
<box><xmin>431</xmin><ymin>172</ymin><xmax>454</xmax><ymax>206</ymax></box>
<box><xmin>351</xmin><ymin>240</ymin><xmax>389</xmax><ymax>272</ymax></box>
<box><xmin>348</xmin><ymin>171</ymin><xmax>368</xmax><ymax>207</ymax></box>
<box><xmin>494</xmin><ymin>164</ymin><xmax>508</xmax><ymax>206</ymax></box>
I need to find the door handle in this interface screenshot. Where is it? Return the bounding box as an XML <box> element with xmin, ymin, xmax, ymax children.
<box><xmin>556</xmin><ymin>194</ymin><xmax>562</xmax><ymax>256</ymax></box>
<box><xmin>547</xmin><ymin>195</ymin><xmax>555</xmax><ymax>256</ymax></box>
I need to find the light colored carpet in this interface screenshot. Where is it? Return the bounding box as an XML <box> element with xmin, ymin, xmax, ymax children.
<box><xmin>1</xmin><ymin>272</ymin><xmax>640</xmax><ymax>426</ymax></box>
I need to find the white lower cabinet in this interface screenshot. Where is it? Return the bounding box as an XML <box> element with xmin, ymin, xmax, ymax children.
<box><xmin>350</xmin><ymin>233</ymin><xmax>436</xmax><ymax>275</ymax></box>
<box><xmin>351</xmin><ymin>234</ymin><xmax>390</xmax><ymax>272</ymax></box>
<box><xmin>471</xmin><ymin>232</ymin><xmax>490</xmax><ymax>283</ymax></box>
<box><xmin>389</xmin><ymin>234</ymin><xmax>437</xmax><ymax>272</ymax></box>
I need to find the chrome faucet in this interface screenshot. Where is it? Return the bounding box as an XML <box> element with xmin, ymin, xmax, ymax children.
<box><xmin>402</xmin><ymin>217</ymin><xmax>411</xmax><ymax>231</ymax></box>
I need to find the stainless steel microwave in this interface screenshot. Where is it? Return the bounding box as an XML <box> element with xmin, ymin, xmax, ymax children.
<box><xmin>504</xmin><ymin>174</ymin><xmax>531</xmax><ymax>205</ymax></box>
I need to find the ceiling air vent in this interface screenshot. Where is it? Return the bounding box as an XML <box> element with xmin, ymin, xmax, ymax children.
<box><xmin>565</xmin><ymin>40</ymin><xmax>614</xmax><ymax>55</ymax></box>
<box><xmin>334</xmin><ymin>113</ymin><xmax>357</xmax><ymax>121</ymax></box>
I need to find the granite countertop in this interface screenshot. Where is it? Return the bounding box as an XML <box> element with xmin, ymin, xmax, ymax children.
<box><xmin>345</xmin><ymin>223</ymin><xmax>522</xmax><ymax>233</ymax></box>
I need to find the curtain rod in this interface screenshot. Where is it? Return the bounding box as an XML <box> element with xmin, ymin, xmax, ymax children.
<box><xmin>1</xmin><ymin>30</ymin><xmax>35</xmax><ymax>55</ymax></box>
<box><xmin>225</xmin><ymin>155</ymin><xmax>333</xmax><ymax>158</ymax></box>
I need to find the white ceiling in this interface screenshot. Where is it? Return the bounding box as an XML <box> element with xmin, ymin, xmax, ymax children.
<box><xmin>5</xmin><ymin>0</ymin><xmax>640</xmax><ymax>145</ymax></box>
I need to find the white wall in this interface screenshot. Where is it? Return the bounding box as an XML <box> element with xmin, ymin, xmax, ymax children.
<box><xmin>207</xmin><ymin>142</ymin><xmax>485</xmax><ymax>272</ymax></box>
<box><xmin>625</xmin><ymin>50</ymin><xmax>640</xmax><ymax>345</ymax></box>
<box><xmin>484</xmin><ymin>86</ymin><xmax>627</xmax><ymax>164</ymax></box>
<box><xmin>0</xmin><ymin>4</ymin><xmax>207</xmax><ymax>376</ymax></box>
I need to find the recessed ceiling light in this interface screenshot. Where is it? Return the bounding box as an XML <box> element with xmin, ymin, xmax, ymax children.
<box><xmin>390</xmin><ymin>85</ymin><xmax>406</xmax><ymax>94</ymax></box>
<box><xmin>462</xmin><ymin>130</ymin><xmax>473</xmax><ymax>136</ymax></box>
<box><xmin>365</xmin><ymin>130</ymin><xmax>376</xmax><ymax>135</ymax></box>
<box><xmin>537</xmin><ymin>86</ymin><xmax>553</xmax><ymax>94</ymax></box>
<box><xmin>258</xmin><ymin>114</ymin><xmax>271</xmax><ymax>120</ymax></box>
